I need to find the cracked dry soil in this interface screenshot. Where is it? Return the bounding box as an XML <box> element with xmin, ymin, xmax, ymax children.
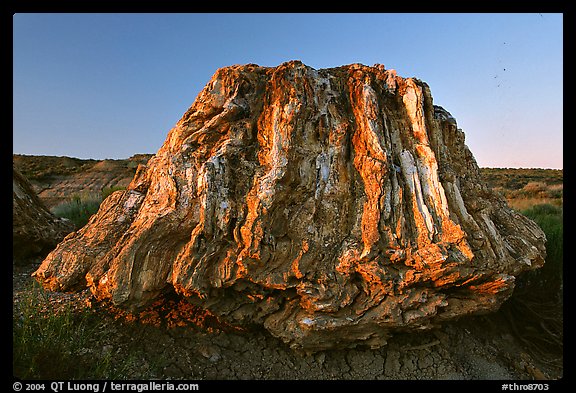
<box><xmin>13</xmin><ymin>262</ymin><xmax>562</xmax><ymax>381</ymax></box>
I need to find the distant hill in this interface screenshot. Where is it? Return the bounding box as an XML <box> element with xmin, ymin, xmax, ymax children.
<box><xmin>13</xmin><ymin>154</ymin><xmax>562</xmax><ymax>212</ymax></box>
<box><xmin>480</xmin><ymin>167</ymin><xmax>563</xmax><ymax>189</ymax></box>
<box><xmin>13</xmin><ymin>154</ymin><xmax>153</xmax><ymax>209</ymax></box>
<box><xmin>480</xmin><ymin>168</ymin><xmax>563</xmax><ymax>210</ymax></box>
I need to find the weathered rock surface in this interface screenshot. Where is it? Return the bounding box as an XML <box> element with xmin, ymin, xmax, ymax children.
<box><xmin>13</xmin><ymin>166</ymin><xmax>74</xmax><ymax>262</ymax></box>
<box><xmin>33</xmin><ymin>61</ymin><xmax>546</xmax><ymax>350</ymax></box>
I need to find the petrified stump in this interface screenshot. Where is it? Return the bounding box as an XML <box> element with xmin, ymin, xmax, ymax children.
<box><xmin>13</xmin><ymin>166</ymin><xmax>74</xmax><ymax>262</ymax></box>
<box><xmin>33</xmin><ymin>61</ymin><xmax>546</xmax><ymax>350</ymax></box>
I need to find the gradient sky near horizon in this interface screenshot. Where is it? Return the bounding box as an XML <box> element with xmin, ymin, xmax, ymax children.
<box><xmin>13</xmin><ymin>13</ymin><xmax>563</xmax><ymax>168</ymax></box>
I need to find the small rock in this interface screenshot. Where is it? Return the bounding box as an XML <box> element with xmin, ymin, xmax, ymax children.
<box><xmin>198</xmin><ymin>344</ymin><xmax>221</xmax><ymax>362</ymax></box>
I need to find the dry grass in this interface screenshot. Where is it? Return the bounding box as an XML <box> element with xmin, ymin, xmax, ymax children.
<box><xmin>501</xmin><ymin>203</ymin><xmax>563</xmax><ymax>374</ymax></box>
<box><xmin>506</xmin><ymin>197</ymin><xmax>563</xmax><ymax>211</ymax></box>
<box><xmin>481</xmin><ymin>167</ymin><xmax>563</xmax><ymax>211</ymax></box>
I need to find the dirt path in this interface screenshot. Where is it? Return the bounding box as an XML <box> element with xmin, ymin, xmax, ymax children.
<box><xmin>13</xmin><ymin>262</ymin><xmax>561</xmax><ymax>381</ymax></box>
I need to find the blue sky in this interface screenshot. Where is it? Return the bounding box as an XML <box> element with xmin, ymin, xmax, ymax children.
<box><xmin>13</xmin><ymin>13</ymin><xmax>563</xmax><ymax>168</ymax></box>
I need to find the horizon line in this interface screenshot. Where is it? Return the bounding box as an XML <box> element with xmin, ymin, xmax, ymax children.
<box><xmin>12</xmin><ymin>152</ymin><xmax>564</xmax><ymax>171</ymax></box>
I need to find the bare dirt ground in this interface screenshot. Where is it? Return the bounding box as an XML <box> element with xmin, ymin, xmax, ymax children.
<box><xmin>13</xmin><ymin>261</ymin><xmax>562</xmax><ymax>382</ymax></box>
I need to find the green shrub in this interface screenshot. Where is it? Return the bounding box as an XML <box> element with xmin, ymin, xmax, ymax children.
<box><xmin>501</xmin><ymin>203</ymin><xmax>563</xmax><ymax>369</ymax></box>
<box><xmin>13</xmin><ymin>281</ymin><xmax>161</xmax><ymax>379</ymax></box>
<box><xmin>517</xmin><ymin>203</ymin><xmax>563</xmax><ymax>300</ymax></box>
<box><xmin>52</xmin><ymin>187</ymin><xmax>127</xmax><ymax>229</ymax></box>
<box><xmin>102</xmin><ymin>186</ymin><xmax>126</xmax><ymax>200</ymax></box>
<box><xmin>13</xmin><ymin>282</ymin><xmax>106</xmax><ymax>379</ymax></box>
<box><xmin>51</xmin><ymin>193</ymin><xmax>102</xmax><ymax>230</ymax></box>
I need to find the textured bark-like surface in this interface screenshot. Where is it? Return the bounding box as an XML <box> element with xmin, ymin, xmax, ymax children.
<box><xmin>13</xmin><ymin>166</ymin><xmax>74</xmax><ymax>262</ymax></box>
<box><xmin>34</xmin><ymin>61</ymin><xmax>546</xmax><ymax>351</ymax></box>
